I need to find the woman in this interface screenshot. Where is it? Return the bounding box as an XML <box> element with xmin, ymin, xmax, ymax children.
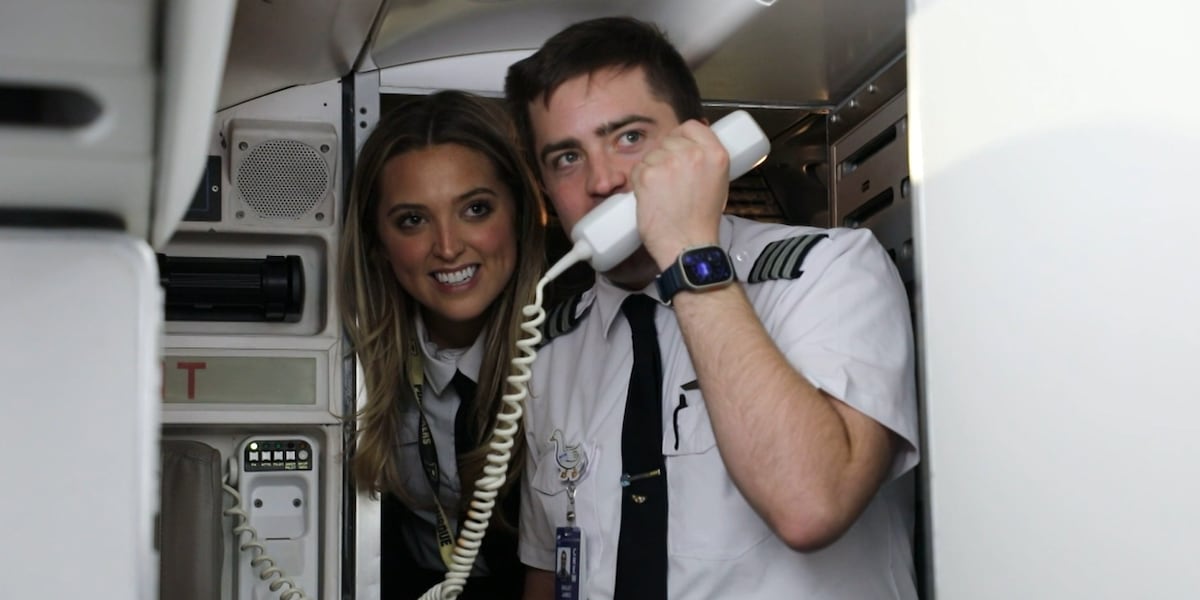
<box><xmin>338</xmin><ymin>90</ymin><xmax>545</xmax><ymax>599</ymax></box>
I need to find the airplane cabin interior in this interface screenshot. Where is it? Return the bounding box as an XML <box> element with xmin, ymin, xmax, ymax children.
<box><xmin>3</xmin><ymin>0</ymin><xmax>1199</xmax><ymax>599</ymax></box>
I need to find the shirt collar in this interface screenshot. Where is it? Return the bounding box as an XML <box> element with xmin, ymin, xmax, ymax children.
<box><xmin>593</xmin><ymin>276</ymin><xmax>660</xmax><ymax>338</ymax></box>
<box><xmin>593</xmin><ymin>216</ymin><xmax>735</xmax><ymax>338</ymax></box>
<box><xmin>413</xmin><ymin>315</ymin><xmax>484</xmax><ymax>395</ymax></box>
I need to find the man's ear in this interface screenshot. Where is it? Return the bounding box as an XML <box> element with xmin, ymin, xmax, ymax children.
<box><xmin>700</xmin><ymin>116</ymin><xmax>711</xmax><ymax>126</ymax></box>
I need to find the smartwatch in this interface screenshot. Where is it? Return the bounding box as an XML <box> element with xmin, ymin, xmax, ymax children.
<box><xmin>656</xmin><ymin>244</ymin><xmax>736</xmax><ymax>304</ymax></box>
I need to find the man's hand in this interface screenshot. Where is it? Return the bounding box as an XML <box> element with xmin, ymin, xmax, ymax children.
<box><xmin>631</xmin><ymin>119</ymin><xmax>730</xmax><ymax>271</ymax></box>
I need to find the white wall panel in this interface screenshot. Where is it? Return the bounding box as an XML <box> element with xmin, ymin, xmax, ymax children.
<box><xmin>0</xmin><ymin>231</ymin><xmax>160</xmax><ymax>599</ymax></box>
<box><xmin>909</xmin><ymin>1</ymin><xmax>1200</xmax><ymax>598</ymax></box>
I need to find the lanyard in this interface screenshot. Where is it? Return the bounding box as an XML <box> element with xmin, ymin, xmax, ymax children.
<box><xmin>407</xmin><ymin>338</ymin><xmax>457</xmax><ymax>570</ymax></box>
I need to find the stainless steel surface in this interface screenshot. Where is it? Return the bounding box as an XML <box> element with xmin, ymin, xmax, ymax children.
<box><xmin>759</xmin><ymin>113</ymin><xmax>833</xmax><ymax>227</ymax></box>
<box><xmin>692</xmin><ymin>0</ymin><xmax>905</xmax><ymax>108</ymax></box>
<box><xmin>828</xmin><ymin>53</ymin><xmax>907</xmax><ymax>141</ymax></box>
<box><xmin>831</xmin><ymin>91</ymin><xmax>911</xmax><ymax>282</ymax></box>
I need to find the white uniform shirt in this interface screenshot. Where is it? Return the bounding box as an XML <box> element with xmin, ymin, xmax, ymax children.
<box><xmin>392</xmin><ymin>317</ymin><xmax>484</xmax><ymax>571</ymax></box>
<box><xmin>520</xmin><ymin>215</ymin><xmax>919</xmax><ymax>599</ymax></box>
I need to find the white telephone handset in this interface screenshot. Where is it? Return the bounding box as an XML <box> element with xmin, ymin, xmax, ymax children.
<box><xmin>556</xmin><ymin>109</ymin><xmax>771</xmax><ymax>275</ymax></box>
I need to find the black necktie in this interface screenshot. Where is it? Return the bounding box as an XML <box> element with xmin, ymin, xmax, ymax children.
<box><xmin>380</xmin><ymin>372</ymin><xmax>479</xmax><ymax>596</ymax></box>
<box><xmin>614</xmin><ymin>294</ymin><xmax>668</xmax><ymax>600</ymax></box>
<box><xmin>450</xmin><ymin>370</ymin><xmax>478</xmax><ymax>456</ymax></box>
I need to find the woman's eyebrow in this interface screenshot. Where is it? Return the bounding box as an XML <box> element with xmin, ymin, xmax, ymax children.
<box><xmin>383</xmin><ymin>202</ymin><xmax>423</xmax><ymax>217</ymax></box>
<box><xmin>456</xmin><ymin>186</ymin><xmax>495</xmax><ymax>201</ymax></box>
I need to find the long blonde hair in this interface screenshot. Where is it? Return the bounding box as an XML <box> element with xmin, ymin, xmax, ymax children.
<box><xmin>338</xmin><ymin>91</ymin><xmax>545</xmax><ymax>525</ymax></box>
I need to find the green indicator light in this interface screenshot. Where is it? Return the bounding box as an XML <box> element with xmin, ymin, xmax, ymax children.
<box><xmin>250</xmin><ymin>442</ymin><xmax>258</xmax><ymax>451</ymax></box>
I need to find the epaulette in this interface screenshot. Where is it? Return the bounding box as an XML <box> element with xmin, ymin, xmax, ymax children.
<box><xmin>537</xmin><ymin>291</ymin><xmax>592</xmax><ymax>346</ymax></box>
<box><xmin>747</xmin><ymin>233</ymin><xmax>828</xmax><ymax>283</ymax></box>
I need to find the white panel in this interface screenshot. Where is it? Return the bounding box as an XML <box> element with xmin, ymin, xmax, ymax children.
<box><xmin>151</xmin><ymin>0</ymin><xmax>237</xmax><ymax>248</ymax></box>
<box><xmin>353</xmin><ymin>70</ymin><xmax>381</xmax><ymax>157</ymax></box>
<box><xmin>0</xmin><ymin>230</ymin><xmax>160</xmax><ymax>599</ymax></box>
<box><xmin>371</xmin><ymin>0</ymin><xmax>773</xmax><ymax>97</ymax></box>
<box><xmin>910</xmin><ymin>1</ymin><xmax>1200</xmax><ymax>598</ymax></box>
<box><xmin>164</xmin><ymin>81</ymin><xmax>346</xmax><ymax>423</ymax></box>
<box><xmin>180</xmin><ymin>79</ymin><xmax>345</xmax><ymax>241</ymax></box>
<box><xmin>218</xmin><ymin>0</ymin><xmax>384</xmax><ymax>109</ymax></box>
<box><xmin>0</xmin><ymin>0</ymin><xmax>150</xmax><ymax>65</ymax></box>
<box><xmin>356</xmin><ymin>490</ymin><xmax>383</xmax><ymax>600</ymax></box>
<box><xmin>353</xmin><ymin>359</ymin><xmax>382</xmax><ymax>600</ymax></box>
<box><xmin>0</xmin><ymin>0</ymin><xmax>156</xmax><ymax>236</ymax></box>
<box><xmin>378</xmin><ymin>50</ymin><xmax>534</xmax><ymax>97</ymax></box>
<box><xmin>161</xmin><ymin>425</ymin><xmax>345</xmax><ymax>600</ymax></box>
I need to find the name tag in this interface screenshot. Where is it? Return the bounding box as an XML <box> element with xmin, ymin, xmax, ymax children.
<box><xmin>555</xmin><ymin>526</ymin><xmax>585</xmax><ymax>599</ymax></box>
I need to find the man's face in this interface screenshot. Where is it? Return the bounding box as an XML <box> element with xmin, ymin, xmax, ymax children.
<box><xmin>528</xmin><ymin>66</ymin><xmax>681</xmax><ymax>285</ymax></box>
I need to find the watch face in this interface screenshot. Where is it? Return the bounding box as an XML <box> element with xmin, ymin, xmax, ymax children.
<box><xmin>681</xmin><ymin>247</ymin><xmax>733</xmax><ymax>286</ymax></box>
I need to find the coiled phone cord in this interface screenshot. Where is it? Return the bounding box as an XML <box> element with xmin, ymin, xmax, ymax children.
<box><xmin>222</xmin><ymin>461</ymin><xmax>312</xmax><ymax>600</ymax></box>
<box><xmin>420</xmin><ymin>247</ymin><xmax>590</xmax><ymax>600</ymax></box>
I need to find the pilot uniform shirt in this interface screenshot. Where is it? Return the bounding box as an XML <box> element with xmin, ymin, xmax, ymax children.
<box><xmin>390</xmin><ymin>317</ymin><xmax>490</xmax><ymax>574</ymax></box>
<box><xmin>520</xmin><ymin>215</ymin><xmax>919</xmax><ymax>599</ymax></box>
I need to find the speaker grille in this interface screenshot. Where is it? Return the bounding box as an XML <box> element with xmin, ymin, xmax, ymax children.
<box><xmin>236</xmin><ymin>139</ymin><xmax>329</xmax><ymax>219</ymax></box>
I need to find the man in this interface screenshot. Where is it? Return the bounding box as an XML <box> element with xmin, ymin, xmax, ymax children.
<box><xmin>505</xmin><ymin>16</ymin><xmax>918</xmax><ymax>599</ymax></box>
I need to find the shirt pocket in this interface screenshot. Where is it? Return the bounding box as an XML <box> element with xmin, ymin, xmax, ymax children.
<box><xmin>393</xmin><ymin>411</ymin><xmax>459</xmax><ymax>508</ymax></box>
<box><xmin>529</xmin><ymin>438</ymin><xmax>599</xmax><ymax>518</ymax></box>
<box><xmin>662</xmin><ymin>387</ymin><xmax>772</xmax><ymax>560</ymax></box>
<box><xmin>529</xmin><ymin>439</ymin><xmax>604</xmax><ymax>561</ymax></box>
<box><xmin>529</xmin><ymin>444</ymin><xmax>571</xmax><ymax>499</ymax></box>
<box><xmin>392</xmin><ymin>417</ymin><xmax>435</xmax><ymax>509</ymax></box>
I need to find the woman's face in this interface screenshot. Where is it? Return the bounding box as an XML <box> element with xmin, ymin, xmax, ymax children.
<box><xmin>375</xmin><ymin>143</ymin><xmax>519</xmax><ymax>348</ymax></box>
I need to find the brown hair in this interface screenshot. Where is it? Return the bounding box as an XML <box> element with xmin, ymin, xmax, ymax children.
<box><xmin>338</xmin><ymin>90</ymin><xmax>545</xmax><ymax>525</ymax></box>
<box><xmin>505</xmin><ymin>16</ymin><xmax>704</xmax><ymax>169</ymax></box>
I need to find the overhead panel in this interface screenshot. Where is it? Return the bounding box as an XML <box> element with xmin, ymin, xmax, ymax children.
<box><xmin>694</xmin><ymin>0</ymin><xmax>905</xmax><ymax>107</ymax></box>
<box><xmin>371</xmin><ymin>0</ymin><xmax>772</xmax><ymax>99</ymax></box>
<box><xmin>367</xmin><ymin>0</ymin><xmax>904</xmax><ymax>109</ymax></box>
<box><xmin>218</xmin><ymin>0</ymin><xmax>384</xmax><ymax>109</ymax></box>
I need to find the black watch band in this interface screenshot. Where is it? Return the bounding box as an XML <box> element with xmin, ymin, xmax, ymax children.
<box><xmin>657</xmin><ymin>260</ymin><xmax>688</xmax><ymax>303</ymax></box>
<box><xmin>656</xmin><ymin>245</ymin><xmax>736</xmax><ymax>304</ymax></box>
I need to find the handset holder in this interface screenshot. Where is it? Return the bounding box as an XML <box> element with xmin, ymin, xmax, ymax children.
<box><xmin>225</xmin><ymin>436</ymin><xmax>318</xmax><ymax>600</ymax></box>
<box><xmin>558</xmin><ymin>110</ymin><xmax>770</xmax><ymax>275</ymax></box>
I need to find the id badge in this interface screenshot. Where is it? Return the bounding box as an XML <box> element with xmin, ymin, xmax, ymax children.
<box><xmin>554</xmin><ymin>526</ymin><xmax>585</xmax><ymax>599</ymax></box>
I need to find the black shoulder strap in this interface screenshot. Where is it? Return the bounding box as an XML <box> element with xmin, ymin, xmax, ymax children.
<box><xmin>747</xmin><ymin>233</ymin><xmax>828</xmax><ymax>283</ymax></box>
